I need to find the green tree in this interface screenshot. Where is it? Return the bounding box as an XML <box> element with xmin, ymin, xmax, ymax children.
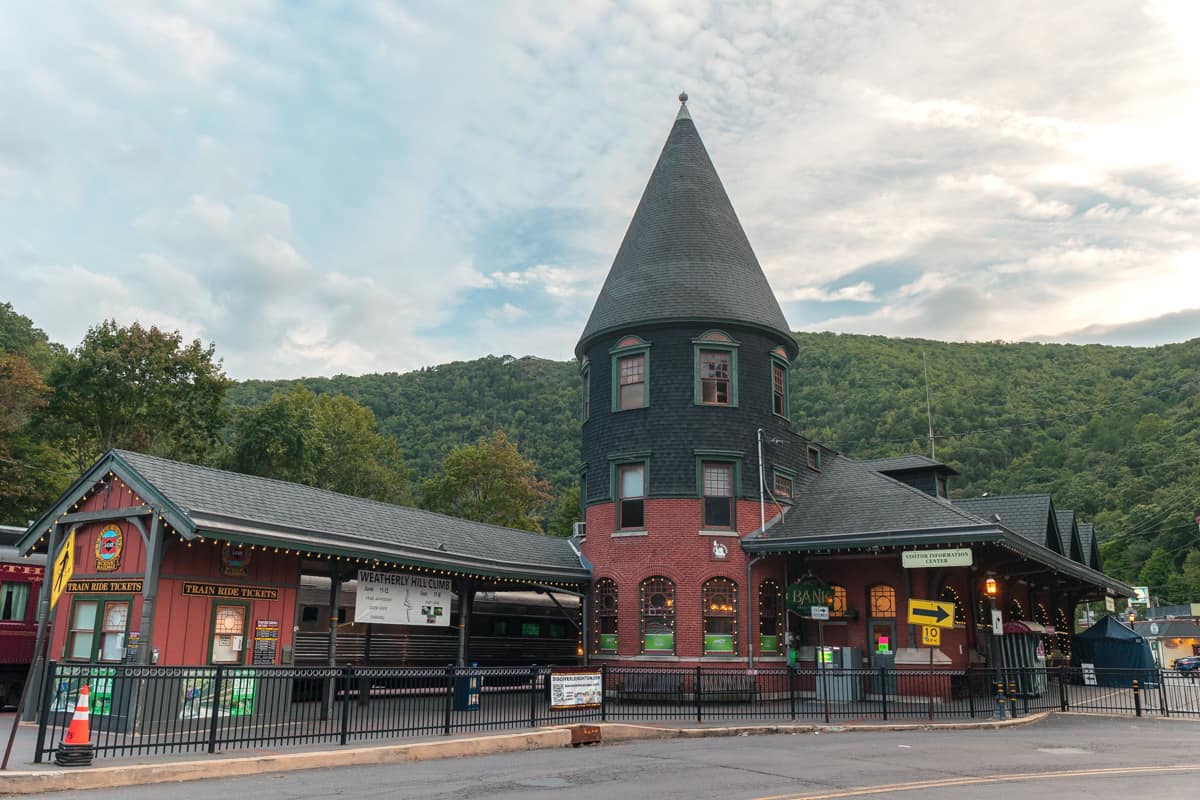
<box><xmin>227</xmin><ymin>386</ymin><xmax>410</xmax><ymax>504</ymax></box>
<box><xmin>545</xmin><ymin>483</ymin><xmax>582</xmax><ymax>538</ymax></box>
<box><xmin>420</xmin><ymin>430</ymin><xmax>551</xmax><ymax>532</ymax></box>
<box><xmin>44</xmin><ymin>321</ymin><xmax>230</xmax><ymax>469</ymax></box>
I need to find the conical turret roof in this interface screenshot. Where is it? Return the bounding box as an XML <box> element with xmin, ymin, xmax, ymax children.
<box><xmin>577</xmin><ymin>96</ymin><xmax>793</xmax><ymax>356</ymax></box>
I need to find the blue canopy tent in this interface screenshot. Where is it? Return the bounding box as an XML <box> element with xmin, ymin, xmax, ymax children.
<box><xmin>1072</xmin><ymin>615</ymin><xmax>1157</xmax><ymax>687</ymax></box>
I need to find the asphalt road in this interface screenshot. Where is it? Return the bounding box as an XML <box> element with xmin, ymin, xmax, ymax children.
<box><xmin>20</xmin><ymin>715</ymin><xmax>1200</xmax><ymax>800</ymax></box>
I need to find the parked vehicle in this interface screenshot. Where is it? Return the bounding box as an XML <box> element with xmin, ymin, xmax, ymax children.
<box><xmin>1172</xmin><ymin>655</ymin><xmax>1200</xmax><ymax>675</ymax></box>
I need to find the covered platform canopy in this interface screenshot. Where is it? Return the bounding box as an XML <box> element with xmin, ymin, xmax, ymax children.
<box><xmin>18</xmin><ymin>449</ymin><xmax>590</xmax><ymax>587</ymax></box>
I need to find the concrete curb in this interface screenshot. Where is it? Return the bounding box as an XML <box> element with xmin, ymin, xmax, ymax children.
<box><xmin>0</xmin><ymin>713</ymin><xmax>1051</xmax><ymax>795</ymax></box>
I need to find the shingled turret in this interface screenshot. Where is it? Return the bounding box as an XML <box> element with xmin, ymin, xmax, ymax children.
<box><xmin>576</xmin><ymin>94</ymin><xmax>794</xmax><ymax>358</ymax></box>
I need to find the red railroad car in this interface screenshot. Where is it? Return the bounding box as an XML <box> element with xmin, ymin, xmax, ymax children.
<box><xmin>1</xmin><ymin>524</ymin><xmax>45</xmax><ymax>708</ymax></box>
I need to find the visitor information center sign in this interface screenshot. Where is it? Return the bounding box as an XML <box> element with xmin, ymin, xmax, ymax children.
<box><xmin>355</xmin><ymin>570</ymin><xmax>452</xmax><ymax>626</ymax></box>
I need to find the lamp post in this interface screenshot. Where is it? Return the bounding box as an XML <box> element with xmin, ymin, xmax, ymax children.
<box><xmin>985</xmin><ymin>577</ymin><xmax>1005</xmax><ymax>719</ymax></box>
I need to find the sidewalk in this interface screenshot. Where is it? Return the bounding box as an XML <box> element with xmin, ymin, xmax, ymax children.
<box><xmin>0</xmin><ymin>711</ymin><xmax>1050</xmax><ymax>795</ymax></box>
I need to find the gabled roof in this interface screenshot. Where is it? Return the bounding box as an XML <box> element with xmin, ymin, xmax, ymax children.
<box><xmin>1056</xmin><ymin>510</ymin><xmax>1085</xmax><ymax>563</ymax></box>
<box><xmin>744</xmin><ymin>467</ymin><xmax>1130</xmax><ymax>596</ymax></box>
<box><xmin>21</xmin><ymin>450</ymin><xmax>588</xmax><ymax>583</ymax></box>
<box><xmin>953</xmin><ymin>494</ymin><xmax>1065</xmax><ymax>555</ymax></box>
<box><xmin>576</xmin><ymin>97</ymin><xmax>794</xmax><ymax>357</ymax></box>
<box><xmin>861</xmin><ymin>455</ymin><xmax>960</xmax><ymax>476</ymax></box>
<box><xmin>1079</xmin><ymin>522</ymin><xmax>1102</xmax><ymax>571</ymax></box>
<box><xmin>745</xmin><ymin>454</ymin><xmax>1001</xmax><ymax>544</ymax></box>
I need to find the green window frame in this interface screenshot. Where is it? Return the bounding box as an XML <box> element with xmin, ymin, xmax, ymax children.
<box><xmin>695</xmin><ymin>450</ymin><xmax>742</xmax><ymax>530</ymax></box>
<box><xmin>693</xmin><ymin>331</ymin><xmax>739</xmax><ymax>407</ymax></box>
<box><xmin>580</xmin><ymin>360</ymin><xmax>591</xmax><ymax>422</ymax></box>
<box><xmin>610</xmin><ymin>336</ymin><xmax>651</xmax><ymax>411</ymax></box>
<box><xmin>772</xmin><ymin>466</ymin><xmax>796</xmax><ymax>502</ymax></box>
<box><xmin>770</xmin><ymin>352</ymin><xmax>790</xmax><ymax>420</ymax></box>
<box><xmin>702</xmin><ymin>577</ymin><xmax>738</xmax><ymax>654</ymax></box>
<box><xmin>610</xmin><ymin>453</ymin><xmax>651</xmax><ymax>531</ymax></box>
<box><xmin>64</xmin><ymin>595</ymin><xmax>133</xmax><ymax>663</ymax></box>
<box><xmin>806</xmin><ymin>445</ymin><xmax>821</xmax><ymax>471</ymax></box>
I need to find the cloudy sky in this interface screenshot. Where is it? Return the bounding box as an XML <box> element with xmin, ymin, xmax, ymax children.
<box><xmin>2</xmin><ymin>1</ymin><xmax>1198</xmax><ymax>379</ymax></box>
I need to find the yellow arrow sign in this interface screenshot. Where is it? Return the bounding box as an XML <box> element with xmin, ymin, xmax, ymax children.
<box><xmin>922</xmin><ymin>625</ymin><xmax>941</xmax><ymax>646</ymax></box>
<box><xmin>50</xmin><ymin>530</ymin><xmax>75</xmax><ymax>610</ymax></box>
<box><xmin>907</xmin><ymin>598</ymin><xmax>955</xmax><ymax>628</ymax></box>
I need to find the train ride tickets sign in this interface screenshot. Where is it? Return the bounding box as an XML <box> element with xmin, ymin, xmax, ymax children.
<box><xmin>354</xmin><ymin>570</ymin><xmax>452</xmax><ymax>626</ymax></box>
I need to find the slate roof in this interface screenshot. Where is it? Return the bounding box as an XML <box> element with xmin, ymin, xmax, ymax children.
<box><xmin>861</xmin><ymin>455</ymin><xmax>960</xmax><ymax>476</ymax></box>
<box><xmin>953</xmin><ymin>494</ymin><xmax>1064</xmax><ymax>554</ymax></box>
<box><xmin>22</xmin><ymin>450</ymin><xmax>588</xmax><ymax>582</ymax></box>
<box><xmin>1079</xmin><ymin>522</ymin><xmax>1102</xmax><ymax>571</ymax></box>
<box><xmin>1056</xmin><ymin>509</ymin><xmax>1085</xmax><ymax>562</ymax></box>
<box><xmin>576</xmin><ymin>98</ymin><xmax>794</xmax><ymax>357</ymax></box>
<box><xmin>745</xmin><ymin>454</ymin><xmax>995</xmax><ymax>543</ymax></box>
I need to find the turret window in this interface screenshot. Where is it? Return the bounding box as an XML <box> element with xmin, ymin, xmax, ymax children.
<box><xmin>617</xmin><ymin>463</ymin><xmax>645</xmax><ymax>530</ymax></box>
<box><xmin>610</xmin><ymin>335</ymin><xmax>651</xmax><ymax>411</ymax></box>
<box><xmin>700</xmin><ymin>351</ymin><xmax>731</xmax><ymax>404</ymax></box>
<box><xmin>692</xmin><ymin>331</ymin><xmax>739</xmax><ymax>407</ymax></box>
<box><xmin>702</xmin><ymin>462</ymin><xmax>734</xmax><ymax>528</ymax></box>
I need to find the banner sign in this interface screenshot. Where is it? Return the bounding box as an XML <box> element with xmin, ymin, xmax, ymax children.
<box><xmin>354</xmin><ymin>570</ymin><xmax>452</xmax><ymax>626</ymax></box>
<box><xmin>550</xmin><ymin>670</ymin><xmax>602</xmax><ymax>710</ymax></box>
<box><xmin>182</xmin><ymin>582</ymin><xmax>278</xmax><ymax>600</ymax></box>
<box><xmin>901</xmin><ymin>548</ymin><xmax>972</xmax><ymax>568</ymax></box>
<box><xmin>65</xmin><ymin>579</ymin><xmax>143</xmax><ymax>594</ymax></box>
<box><xmin>786</xmin><ymin>576</ymin><xmax>831</xmax><ymax>613</ymax></box>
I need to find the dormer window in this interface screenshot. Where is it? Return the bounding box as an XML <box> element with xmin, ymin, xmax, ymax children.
<box><xmin>692</xmin><ymin>330</ymin><xmax>739</xmax><ymax>407</ymax></box>
<box><xmin>770</xmin><ymin>346</ymin><xmax>790</xmax><ymax>420</ymax></box>
<box><xmin>807</xmin><ymin>446</ymin><xmax>821</xmax><ymax>471</ymax></box>
<box><xmin>936</xmin><ymin>476</ymin><xmax>948</xmax><ymax>498</ymax></box>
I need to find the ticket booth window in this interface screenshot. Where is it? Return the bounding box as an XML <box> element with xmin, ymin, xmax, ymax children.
<box><xmin>66</xmin><ymin>597</ymin><xmax>131</xmax><ymax>662</ymax></box>
<box><xmin>211</xmin><ymin>603</ymin><xmax>248</xmax><ymax>665</ymax></box>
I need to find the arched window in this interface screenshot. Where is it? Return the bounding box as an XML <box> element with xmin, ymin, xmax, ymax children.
<box><xmin>939</xmin><ymin>585</ymin><xmax>966</xmax><ymax>625</ymax></box>
<box><xmin>758</xmin><ymin>580</ymin><xmax>782</xmax><ymax>655</ymax></box>
<box><xmin>1008</xmin><ymin>598</ymin><xmax>1025</xmax><ymax>621</ymax></box>
<box><xmin>640</xmin><ymin>577</ymin><xmax>675</xmax><ymax>654</ymax></box>
<box><xmin>702</xmin><ymin>578</ymin><xmax>738</xmax><ymax>654</ymax></box>
<box><xmin>869</xmin><ymin>585</ymin><xmax>896</xmax><ymax>618</ymax></box>
<box><xmin>593</xmin><ymin>579</ymin><xmax>618</xmax><ymax>653</ymax></box>
<box><xmin>830</xmin><ymin>585</ymin><xmax>847</xmax><ymax>617</ymax></box>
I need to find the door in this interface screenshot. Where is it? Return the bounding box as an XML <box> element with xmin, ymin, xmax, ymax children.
<box><xmin>869</xmin><ymin>621</ymin><xmax>896</xmax><ymax>694</ymax></box>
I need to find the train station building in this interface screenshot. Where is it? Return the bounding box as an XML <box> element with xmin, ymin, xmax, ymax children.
<box><xmin>574</xmin><ymin>95</ymin><xmax>1132</xmax><ymax>676</ymax></box>
<box><xmin>15</xmin><ymin>96</ymin><xmax>1133</xmax><ymax>698</ymax></box>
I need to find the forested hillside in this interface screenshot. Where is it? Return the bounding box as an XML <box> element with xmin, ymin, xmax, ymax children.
<box><xmin>228</xmin><ymin>335</ymin><xmax>1200</xmax><ymax>597</ymax></box>
<box><xmin>4</xmin><ymin>295</ymin><xmax>1199</xmax><ymax>599</ymax></box>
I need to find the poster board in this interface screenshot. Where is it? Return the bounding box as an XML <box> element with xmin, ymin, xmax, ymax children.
<box><xmin>354</xmin><ymin>570</ymin><xmax>452</xmax><ymax>626</ymax></box>
<box><xmin>550</xmin><ymin>670</ymin><xmax>602</xmax><ymax>710</ymax></box>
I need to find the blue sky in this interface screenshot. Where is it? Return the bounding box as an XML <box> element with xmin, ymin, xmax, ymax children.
<box><xmin>1</xmin><ymin>1</ymin><xmax>1198</xmax><ymax>379</ymax></box>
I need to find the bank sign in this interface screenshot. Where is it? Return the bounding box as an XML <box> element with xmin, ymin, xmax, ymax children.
<box><xmin>786</xmin><ymin>576</ymin><xmax>832</xmax><ymax>613</ymax></box>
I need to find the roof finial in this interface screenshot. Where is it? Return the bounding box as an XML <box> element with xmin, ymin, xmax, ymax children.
<box><xmin>676</xmin><ymin>91</ymin><xmax>691</xmax><ymax>121</ymax></box>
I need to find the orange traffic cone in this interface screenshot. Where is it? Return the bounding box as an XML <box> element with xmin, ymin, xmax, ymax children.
<box><xmin>54</xmin><ymin>685</ymin><xmax>93</xmax><ymax>767</ymax></box>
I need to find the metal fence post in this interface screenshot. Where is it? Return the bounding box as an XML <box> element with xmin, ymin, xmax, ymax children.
<box><xmin>788</xmin><ymin>667</ymin><xmax>796</xmax><ymax>721</ymax></box>
<box><xmin>443</xmin><ymin>666</ymin><xmax>454</xmax><ymax>736</ymax></box>
<box><xmin>600</xmin><ymin>665</ymin><xmax>608</xmax><ymax>722</ymax></box>
<box><xmin>1059</xmin><ymin>667</ymin><xmax>1069</xmax><ymax>711</ymax></box>
<box><xmin>1133</xmin><ymin>679</ymin><xmax>1142</xmax><ymax>717</ymax></box>
<box><xmin>339</xmin><ymin>667</ymin><xmax>352</xmax><ymax>746</ymax></box>
<box><xmin>1158</xmin><ymin>670</ymin><xmax>1168</xmax><ymax>717</ymax></box>
<box><xmin>879</xmin><ymin>668</ymin><xmax>888</xmax><ymax>721</ymax></box>
<box><xmin>529</xmin><ymin>667</ymin><xmax>539</xmax><ymax>728</ymax></box>
<box><xmin>695</xmin><ymin>667</ymin><xmax>703</xmax><ymax>724</ymax></box>
<box><xmin>32</xmin><ymin>661</ymin><xmax>57</xmax><ymax>764</ymax></box>
<box><xmin>967</xmin><ymin>673</ymin><xmax>975</xmax><ymax>719</ymax></box>
<box><xmin>207</xmin><ymin>667</ymin><xmax>224</xmax><ymax>754</ymax></box>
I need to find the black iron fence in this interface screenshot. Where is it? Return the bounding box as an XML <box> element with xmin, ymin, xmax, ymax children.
<box><xmin>33</xmin><ymin>662</ymin><xmax>1200</xmax><ymax>762</ymax></box>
